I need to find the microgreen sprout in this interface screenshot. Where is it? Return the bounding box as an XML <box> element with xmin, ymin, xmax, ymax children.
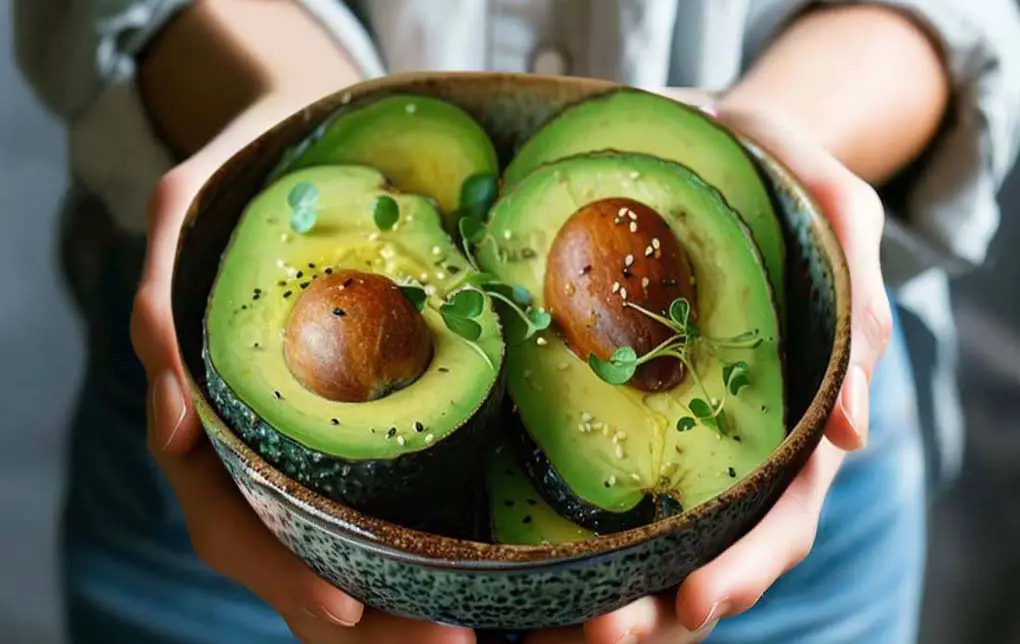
<box><xmin>372</xmin><ymin>195</ymin><xmax>399</xmax><ymax>230</ymax></box>
<box><xmin>287</xmin><ymin>182</ymin><xmax>319</xmax><ymax>234</ymax></box>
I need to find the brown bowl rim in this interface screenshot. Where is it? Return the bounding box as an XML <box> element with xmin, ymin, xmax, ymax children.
<box><xmin>174</xmin><ymin>71</ymin><xmax>851</xmax><ymax>569</ymax></box>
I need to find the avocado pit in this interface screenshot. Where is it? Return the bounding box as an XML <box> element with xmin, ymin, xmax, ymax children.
<box><xmin>544</xmin><ymin>197</ymin><xmax>697</xmax><ymax>392</ymax></box>
<box><xmin>283</xmin><ymin>269</ymin><xmax>433</xmax><ymax>402</ymax></box>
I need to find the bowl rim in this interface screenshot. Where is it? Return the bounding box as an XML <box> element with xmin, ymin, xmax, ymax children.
<box><xmin>174</xmin><ymin>70</ymin><xmax>851</xmax><ymax>570</ymax></box>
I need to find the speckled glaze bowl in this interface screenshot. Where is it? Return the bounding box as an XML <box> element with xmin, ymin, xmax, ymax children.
<box><xmin>171</xmin><ymin>72</ymin><xmax>850</xmax><ymax>632</ymax></box>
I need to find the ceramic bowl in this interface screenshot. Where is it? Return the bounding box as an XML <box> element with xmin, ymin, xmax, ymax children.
<box><xmin>170</xmin><ymin>72</ymin><xmax>851</xmax><ymax>632</ymax></box>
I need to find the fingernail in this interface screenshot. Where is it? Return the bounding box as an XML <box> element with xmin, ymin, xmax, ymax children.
<box><xmin>694</xmin><ymin>601</ymin><xmax>727</xmax><ymax>633</ymax></box>
<box><xmin>613</xmin><ymin>632</ymin><xmax>640</xmax><ymax>644</ymax></box>
<box><xmin>152</xmin><ymin>370</ymin><xmax>186</xmax><ymax>452</ymax></box>
<box><xmin>320</xmin><ymin>604</ymin><xmax>359</xmax><ymax>627</ymax></box>
<box><xmin>311</xmin><ymin>598</ymin><xmax>363</xmax><ymax>627</ymax></box>
<box><xmin>840</xmin><ymin>365</ymin><xmax>869</xmax><ymax>447</ymax></box>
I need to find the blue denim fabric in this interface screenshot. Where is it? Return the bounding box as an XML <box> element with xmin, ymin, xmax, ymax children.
<box><xmin>61</xmin><ymin>269</ymin><xmax>925</xmax><ymax>644</ymax></box>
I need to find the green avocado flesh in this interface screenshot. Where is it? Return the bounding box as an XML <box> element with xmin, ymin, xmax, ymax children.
<box><xmin>503</xmin><ymin>89</ymin><xmax>786</xmax><ymax>316</ymax></box>
<box><xmin>205</xmin><ymin>165</ymin><xmax>504</xmax><ymax>459</ymax></box>
<box><xmin>477</xmin><ymin>153</ymin><xmax>786</xmax><ymax>531</ymax></box>
<box><xmin>488</xmin><ymin>441</ymin><xmax>594</xmax><ymax>545</ymax></box>
<box><xmin>275</xmin><ymin>94</ymin><xmax>499</xmax><ymax>233</ymax></box>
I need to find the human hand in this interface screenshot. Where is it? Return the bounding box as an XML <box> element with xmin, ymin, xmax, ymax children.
<box><xmin>129</xmin><ymin>94</ymin><xmax>477</xmax><ymax>644</ymax></box>
<box><xmin>524</xmin><ymin>98</ymin><xmax>892</xmax><ymax>644</ymax></box>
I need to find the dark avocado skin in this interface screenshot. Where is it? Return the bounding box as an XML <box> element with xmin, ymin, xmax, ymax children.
<box><xmin>203</xmin><ymin>339</ymin><xmax>504</xmax><ymax>540</ymax></box>
<box><xmin>503</xmin><ymin>406</ymin><xmax>683</xmax><ymax>534</ymax></box>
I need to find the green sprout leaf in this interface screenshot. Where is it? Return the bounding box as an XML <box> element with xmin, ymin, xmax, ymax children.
<box><xmin>459</xmin><ymin>173</ymin><xmax>498</xmax><ymax>217</ymax></box>
<box><xmin>465</xmin><ymin>272</ymin><xmax>499</xmax><ymax>286</ymax></box>
<box><xmin>399</xmin><ymin>285</ymin><xmax>427</xmax><ymax>313</ymax></box>
<box><xmin>443</xmin><ymin>289</ymin><xmax>485</xmax><ymax>319</ymax></box>
<box><xmin>723</xmin><ymin>361</ymin><xmax>751</xmax><ymax>396</ymax></box>
<box><xmin>442</xmin><ymin>315</ymin><xmax>482</xmax><ymax>341</ymax></box>
<box><xmin>527</xmin><ymin>308</ymin><xmax>551</xmax><ymax>331</ymax></box>
<box><xmin>459</xmin><ymin>216</ymin><xmax>487</xmax><ymax>244</ymax></box>
<box><xmin>669</xmin><ymin>297</ymin><xmax>692</xmax><ymax>329</ymax></box>
<box><xmin>689</xmin><ymin>398</ymin><xmax>717</xmax><ymax>429</ymax></box>
<box><xmin>676</xmin><ymin>417</ymin><xmax>697</xmax><ymax>432</ymax></box>
<box><xmin>588</xmin><ymin>347</ymin><xmax>638</xmax><ymax>385</ymax></box>
<box><xmin>372</xmin><ymin>195</ymin><xmax>399</xmax><ymax>230</ymax></box>
<box><xmin>288</xmin><ymin>182</ymin><xmax>319</xmax><ymax>234</ymax></box>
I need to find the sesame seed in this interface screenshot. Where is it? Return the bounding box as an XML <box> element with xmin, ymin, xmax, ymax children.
<box><xmin>425</xmin><ymin>433</ymin><xmax>435</xmax><ymax>445</ymax></box>
<box><xmin>425</xmin><ymin>285</ymin><xmax>437</xmax><ymax>295</ymax></box>
<box><xmin>420</xmin><ymin>272</ymin><xmax>430</xmax><ymax>281</ymax></box>
<box><xmin>612</xmin><ymin>281</ymin><xmax>620</xmax><ymax>293</ymax></box>
<box><xmin>324</xmin><ymin>267</ymin><xmax>333</xmax><ymax>274</ymax></box>
<box><xmin>630</xmin><ymin>473</ymin><xmax>641</xmax><ymax>482</ymax></box>
<box><xmin>645</xmin><ymin>246</ymin><xmax>654</xmax><ymax>257</ymax></box>
<box><xmin>624</xmin><ymin>254</ymin><xmax>634</xmax><ymax>267</ymax></box>
<box><xmin>276</xmin><ymin>260</ymin><xmax>286</xmax><ymax>268</ymax></box>
<box><xmin>608</xmin><ymin>475</ymin><xmax>617</xmax><ymax>486</ymax></box>
<box><xmin>280</xmin><ymin>233</ymin><xmax>290</xmax><ymax>242</ymax></box>
<box><xmin>414</xmin><ymin>421</ymin><xmax>424</xmax><ymax>433</ymax></box>
<box><xmin>641</xmin><ymin>277</ymin><xmax>650</xmax><ymax>289</ymax></box>
<box><xmin>577</xmin><ymin>423</ymin><xmax>587</xmax><ymax>433</ymax></box>
<box><xmin>432</xmin><ymin>245</ymin><xmax>442</xmax><ymax>256</ymax></box>
<box><xmin>602</xmin><ymin>425</ymin><xmax>610</xmax><ymax>436</ymax></box>
<box><xmin>652</xmin><ymin>238</ymin><xmax>661</xmax><ymax>249</ymax></box>
<box><xmin>728</xmin><ymin>467</ymin><xmax>737</xmax><ymax>478</ymax></box>
<box><xmin>592</xmin><ymin>421</ymin><xmax>604</xmax><ymax>430</ymax></box>
<box><xmin>435</xmin><ymin>272</ymin><xmax>446</xmax><ymax>280</ymax></box>
<box><xmin>503</xmin><ymin>230</ymin><xmax>513</xmax><ymax>240</ymax></box>
<box><xmin>332</xmin><ymin>307</ymin><xmax>345</xmax><ymax>317</ymax></box>
<box><xmin>368</xmin><ymin>232</ymin><xmax>380</xmax><ymax>241</ymax></box>
<box><xmin>629</xmin><ymin>221</ymin><xmax>638</xmax><ymax>233</ymax></box>
<box><xmin>620</xmin><ymin>288</ymin><xmax>628</xmax><ymax>300</ymax></box>
<box><xmin>617</xmin><ymin>207</ymin><xmax>628</xmax><ymax>217</ymax></box>
<box><xmin>616</xmin><ymin>445</ymin><xmax>625</xmax><ymax>459</ymax></box>
<box><xmin>628</xmin><ymin>211</ymin><xmax>638</xmax><ymax>221</ymax></box>
<box><xmin>387</xmin><ymin>427</ymin><xmax>397</xmax><ymax>438</ymax></box>
<box><xmin>611</xmin><ymin>434</ymin><xmax>619</xmax><ymax>444</ymax></box>
<box><xmin>617</xmin><ymin>430</ymin><xmax>627</xmax><ymax>440</ymax></box>
<box><xmin>581</xmin><ymin>412</ymin><xmax>593</xmax><ymax>422</ymax></box>
<box><xmin>273</xmin><ymin>391</ymin><xmax>282</xmax><ymax>399</ymax></box>
<box><xmin>630</xmin><ymin>171</ymin><xmax>640</xmax><ymax>179</ymax></box>
<box><xmin>397</xmin><ymin>435</ymin><xmax>406</xmax><ymax>446</ymax></box>
<box><xmin>583</xmin><ymin>422</ymin><xmax>592</xmax><ymax>432</ymax></box>
<box><xmin>331</xmin><ymin>418</ymin><xmax>339</xmax><ymax>425</ymax></box>
<box><xmin>283</xmin><ymin>290</ymin><xmax>293</xmax><ymax>298</ymax></box>
<box><xmin>536</xmin><ymin>336</ymin><xmax>548</xmax><ymax>346</ymax></box>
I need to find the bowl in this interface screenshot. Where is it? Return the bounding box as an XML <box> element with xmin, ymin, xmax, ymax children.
<box><xmin>170</xmin><ymin>72</ymin><xmax>850</xmax><ymax>632</ymax></box>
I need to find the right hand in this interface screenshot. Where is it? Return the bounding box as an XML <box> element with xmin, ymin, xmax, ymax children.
<box><xmin>130</xmin><ymin>94</ymin><xmax>477</xmax><ymax>644</ymax></box>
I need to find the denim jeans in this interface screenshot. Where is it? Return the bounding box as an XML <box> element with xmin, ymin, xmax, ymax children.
<box><xmin>61</xmin><ymin>284</ymin><xmax>925</xmax><ymax>644</ymax></box>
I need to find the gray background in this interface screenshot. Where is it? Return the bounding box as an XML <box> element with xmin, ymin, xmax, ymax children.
<box><xmin>2</xmin><ymin>6</ymin><xmax>1019</xmax><ymax>644</ymax></box>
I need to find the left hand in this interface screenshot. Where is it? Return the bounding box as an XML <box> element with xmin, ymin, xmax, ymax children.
<box><xmin>523</xmin><ymin>98</ymin><xmax>893</xmax><ymax>644</ymax></box>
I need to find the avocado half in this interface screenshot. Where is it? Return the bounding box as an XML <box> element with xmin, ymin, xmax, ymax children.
<box><xmin>504</xmin><ymin>88</ymin><xmax>786</xmax><ymax>318</ymax></box>
<box><xmin>202</xmin><ymin>162</ymin><xmax>506</xmax><ymax>536</ymax></box>
<box><xmin>476</xmin><ymin>152</ymin><xmax>786</xmax><ymax>533</ymax></box>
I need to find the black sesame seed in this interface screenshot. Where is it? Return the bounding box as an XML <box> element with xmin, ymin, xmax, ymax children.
<box><xmin>308</xmin><ymin>262</ymin><xmax>316</xmax><ymax>269</ymax></box>
<box><xmin>330</xmin><ymin>418</ymin><xmax>339</xmax><ymax>425</ymax></box>
<box><xmin>300</xmin><ymin>282</ymin><xmax>310</xmax><ymax>289</ymax></box>
<box><xmin>414</xmin><ymin>421</ymin><xmax>424</xmax><ymax>433</ymax></box>
<box><xmin>333</xmin><ymin>308</ymin><xmax>346</xmax><ymax>317</ymax></box>
<box><xmin>254</xmin><ymin>288</ymin><xmax>262</xmax><ymax>294</ymax></box>
<box><xmin>438</xmin><ymin>367</ymin><xmax>450</xmax><ymax>373</ymax></box>
<box><xmin>521</xmin><ymin>248</ymin><xmax>536</xmax><ymax>259</ymax></box>
<box><xmin>273</xmin><ymin>391</ymin><xmax>282</xmax><ymax>399</ymax></box>
<box><xmin>387</xmin><ymin>427</ymin><xmax>397</xmax><ymax>438</ymax></box>
<box><xmin>277</xmin><ymin>280</ymin><xmax>287</xmax><ymax>286</ymax></box>
<box><xmin>734</xmin><ymin>435</ymin><xmax>743</xmax><ymax>442</ymax></box>
<box><xmin>581</xmin><ymin>265</ymin><xmax>592</xmax><ymax>275</ymax></box>
<box><xmin>526</xmin><ymin>498</ymin><xmax>538</xmax><ymax>506</ymax></box>
<box><xmin>728</xmin><ymin>467</ymin><xmax>737</xmax><ymax>478</ymax></box>
<box><xmin>252</xmin><ymin>342</ymin><xmax>260</xmax><ymax>348</ymax></box>
<box><xmin>252</xmin><ymin>293</ymin><xmax>261</xmax><ymax>300</ymax></box>
<box><xmin>622</xmin><ymin>267</ymin><xmax>633</xmax><ymax>278</ymax></box>
<box><xmin>503</xmin><ymin>500</ymin><xmax>514</xmax><ymax>508</ymax></box>
<box><xmin>296</xmin><ymin>271</ymin><xmax>304</xmax><ymax>279</ymax></box>
<box><xmin>522</xmin><ymin>515</ymin><xmax>533</xmax><ymax>524</ymax></box>
<box><xmin>447</xmin><ymin>265</ymin><xmax>461</xmax><ymax>274</ymax></box>
<box><xmin>324</xmin><ymin>267</ymin><xmax>334</xmax><ymax>274</ymax></box>
<box><xmin>283</xmin><ymin>290</ymin><xmax>293</xmax><ymax>298</ymax></box>
<box><xmin>343</xmin><ymin>278</ymin><xmax>354</xmax><ymax>288</ymax></box>
<box><xmin>241</xmin><ymin>304</ymin><xmax>248</xmax><ymax>310</ymax></box>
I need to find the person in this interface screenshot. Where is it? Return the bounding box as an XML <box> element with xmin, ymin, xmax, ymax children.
<box><xmin>12</xmin><ymin>1</ymin><xmax>1020</xmax><ymax>642</ymax></box>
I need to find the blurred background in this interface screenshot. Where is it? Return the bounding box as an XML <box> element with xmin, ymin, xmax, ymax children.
<box><xmin>2</xmin><ymin>6</ymin><xmax>1019</xmax><ymax>644</ymax></box>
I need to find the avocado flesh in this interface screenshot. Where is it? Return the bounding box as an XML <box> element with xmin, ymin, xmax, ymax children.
<box><xmin>276</xmin><ymin>94</ymin><xmax>499</xmax><ymax>233</ymax></box>
<box><xmin>478</xmin><ymin>153</ymin><xmax>785</xmax><ymax>531</ymax></box>
<box><xmin>203</xmin><ymin>165</ymin><xmax>505</xmax><ymax>534</ymax></box>
<box><xmin>503</xmin><ymin>88</ymin><xmax>786</xmax><ymax>317</ymax></box>
<box><xmin>488</xmin><ymin>441</ymin><xmax>595</xmax><ymax>545</ymax></box>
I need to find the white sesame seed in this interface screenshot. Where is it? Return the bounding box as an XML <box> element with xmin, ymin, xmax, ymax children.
<box><xmin>602</xmin><ymin>425</ymin><xmax>610</xmax><ymax>436</ymax></box>
<box><xmin>435</xmin><ymin>271</ymin><xmax>446</xmax><ymax>280</ymax></box>
<box><xmin>624</xmin><ymin>254</ymin><xmax>634</xmax><ymax>267</ymax></box>
<box><xmin>641</xmin><ymin>277</ymin><xmax>650</xmax><ymax>289</ymax></box>
<box><xmin>425</xmin><ymin>433</ymin><xmax>435</xmax><ymax>445</ymax></box>
<box><xmin>368</xmin><ymin>232</ymin><xmax>380</xmax><ymax>241</ymax></box>
<box><xmin>581</xmin><ymin>412</ymin><xmax>593</xmax><ymax>422</ymax></box>
<box><xmin>611</xmin><ymin>434</ymin><xmax>619</xmax><ymax>444</ymax></box>
<box><xmin>425</xmin><ymin>285</ymin><xmax>437</xmax><ymax>296</ymax></box>
<box><xmin>431</xmin><ymin>245</ymin><xmax>442</xmax><ymax>255</ymax></box>
<box><xmin>536</xmin><ymin>336</ymin><xmax>548</xmax><ymax>346</ymax></box>
<box><xmin>396</xmin><ymin>435</ymin><xmax>406</xmax><ymax>446</ymax></box>
<box><xmin>630</xmin><ymin>472</ymin><xmax>642</xmax><ymax>481</ymax></box>
<box><xmin>607</xmin><ymin>476</ymin><xmax>617</xmax><ymax>486</ymax></box>
<box><xmin>380</xmin><ymin>247</ymin><xmax>395</xmax><ymax>259</ymax></box>
<box><xmin>577</xmin><ymin>423</ymin><xmax>587</xmax><ymax>433</ymax></box>
<box><xmin>617</xmin><ymin>430</ymin><xmax>627</xmax><ymax>440</ymax></box>
<box><xmin>620</xmin><ymin>288</ymin><xmax>628</xmax><ymax>300</ymax></box>
<box><xmin>629</xmin><ymin>221</ymin><xmax>638</xmax><ymax>233</ymax></box>
<box><xmin>616</xmin><ymin>445</ymin><xmax>625</xmax><ymax>459</ymax></box>
<box><xmin>652</xmin><ymin>238</ymin><xmax>661</xmax><ymax>250</ymax></box>
<box><xmin>280</xmin><ymin>233</ymin><xmax>290</xmax><ymax>242</ymax></box>
<box><xmin>277</xmin><ymin>260</ymin><xmax>286</xmax><ymax>268</ymax></box>
<box><xmin>629</xmin><ymin>171</ymin><xmax>641</xmax><ymax>180</ymax></box>
<box><xmin>612</xmin><ymin>281</ymin><xmax>620</xmax><ymax>293</ymax></box>
<box><xmin>645</xmin><ymin>246</ymin><xmax>654</xmax><ymax>257</ymax></box>
<box><xmin>503</xmin><ymin>230</ymin><xmax>513</xmax><ymax>240</ymax></box>
<box><xmin>583</xmin><ymin>422</ymin><xmax>592</xmax><ymax>432</ymax></box>
<box><xmin>592</xmin><ymin>421</ymin><xmax>604</xmax><ymax>430</ymax></box>
<box><xmin>618</xmin><ymin>207</ymin><xmax>629</xmax><ymax>217</ymax></box>
<box><xmin>420</xmin><ymin>272</ymin><xmax>430</xmax><ymax>282</ymax></box>
<box><xmin>405</xmin><ymin>102</ymin><xmax>417</xmax><ymax>114</ymax></box>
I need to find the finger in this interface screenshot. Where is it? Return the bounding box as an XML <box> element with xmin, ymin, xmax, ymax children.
<box><xmin>675</xmin><ymin>437</ymin><xmax>845</xmax><ymax>631</ymax></box>
<box><xmin>582</xmin><ymin>595</ymin><xmax>710</xmax><ymax>644</ymax></box>
<box><xmin>151</xmin><ymin>427</ymin><xmax>365</xmax><ymax>627</ymax></box>
<box><xmin>286</xmin><ymin>608</ymin><xmax>476</xmax><ymax>644</ymax></box>
<box><xmin>713</xmin><ymin>106</ymin><xmax>891</xmax><ymax>450</ymax></box>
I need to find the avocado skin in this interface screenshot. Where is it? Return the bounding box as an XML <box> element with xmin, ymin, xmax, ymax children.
<box><xmin>503</xmin><ymin>407</ymin><xmax>682</xmax><ymax>535</ymax></box>
<box><xmin>203</xmin><ymin>340</ymin><xmax>505</xmax><ymax>540</ymax></box>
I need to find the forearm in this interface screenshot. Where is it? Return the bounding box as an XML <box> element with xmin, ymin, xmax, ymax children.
<box><xmin>138</xmin><ymin>0</ymin><xmax>363</xmax><ymax>159</ymax></box>
<box><xmin>718</xmin><ymin>3</ymin><xmax>950</xmax><ymax>185</ymax></box>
